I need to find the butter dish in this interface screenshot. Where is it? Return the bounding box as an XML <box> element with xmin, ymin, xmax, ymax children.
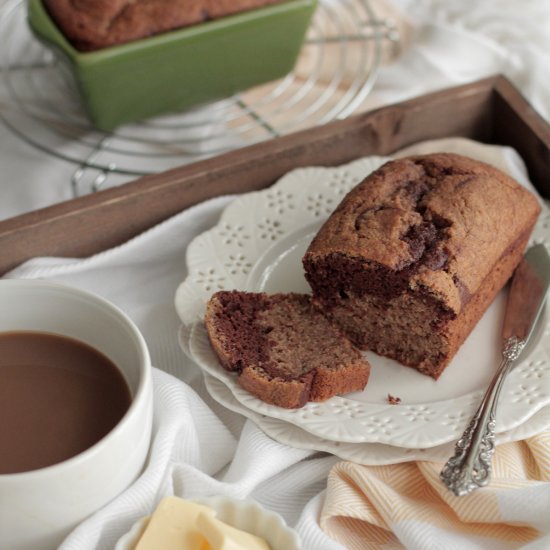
<box><xmin>27</xmin><ymin>0</ymin><xmax>317</xmax><ymax>131</ymax></box>
<box><xmin>115</xmin><ymin>496</ymin><xmax>301</xmax><ymax>550</ymax></box>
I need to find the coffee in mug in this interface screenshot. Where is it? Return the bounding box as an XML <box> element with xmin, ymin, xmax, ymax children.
<box><xmin>0</xmin><ymin>331</ymin><xmax>132</xmax><ymax>474</ymax></box>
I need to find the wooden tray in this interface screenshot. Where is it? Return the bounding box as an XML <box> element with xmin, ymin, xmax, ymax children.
<box><xmin>1</xmin><ymin>75</ymin><xmax>549</xmax><ymax>275</ymax></box>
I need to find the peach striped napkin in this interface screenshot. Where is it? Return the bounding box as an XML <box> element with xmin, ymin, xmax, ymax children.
<box><xmin>321</xmin><ymin>431</ymin><xmax>550</xmax><ymax>549</ymax></box>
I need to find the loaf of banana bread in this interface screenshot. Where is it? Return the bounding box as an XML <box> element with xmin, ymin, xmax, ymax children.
<box><xmin>303</xmin><ymin>153</ymin><xmax>541</xmax><ymax>379</ymax></box>
<box><xmin>43</xmin><ymin>0</ymin><xmax>287</xmax><ymax>51</ymax></box>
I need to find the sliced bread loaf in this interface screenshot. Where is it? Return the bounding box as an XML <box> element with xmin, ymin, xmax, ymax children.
<box><xmin>204</xmin><ymin>290</ymin><xmax>371</xmax><ymax>408</ymax></box>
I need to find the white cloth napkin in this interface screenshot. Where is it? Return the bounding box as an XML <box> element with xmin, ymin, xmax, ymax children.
<box><xmin>363</xmin><ymin>0</ymin><xmax>550</xmax><ymax>119</ymax></box>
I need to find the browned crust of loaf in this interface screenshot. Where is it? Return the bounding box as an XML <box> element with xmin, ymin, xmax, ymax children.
<box><xmin>238</xmin><ymin>366</ymin><xmax>315</xmax><ymax>409</ymax></box>
<box><xmin>308</xmin><ymin>362</ymin><xmax>370</xmax><ymax>402</ymax></box>
<box><xmin>238</xmin><ymin>359</ymin><xmax>371</xmax><ymax>408</ymax></box>
<box><xmin>304</xmin><ymin>152</ymin><xmax>541</xmax><ymax>314</ymax></box>
<box><xmin>204</xmin><ymin>291</ymin><xmax>371</xmax><ymax>409</ymax></box>
<box><xmin>44</xmin><ymin>0</ymin><xmax>286</xmax><ymax>51</ymax></box>
<box><xmin>427</xmin><ymin>223</ymin><xmax>535</xmax><ymax>378</ymax></box>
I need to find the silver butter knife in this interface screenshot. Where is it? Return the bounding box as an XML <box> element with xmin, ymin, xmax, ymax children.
<box><xmin>440</xmin><ymin>243</ymin><xmax>550</xmax><ymax>497</ymax></box>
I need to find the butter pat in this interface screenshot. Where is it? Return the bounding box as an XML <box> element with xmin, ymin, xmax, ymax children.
<box><xmin>198</xmin><ymin>511</ymin><xmax>271</xmax><ymax>550</ymax></box>
<box><xmin>134</xmin><ymin>496</ymin><xmax>272</xmax><ymax>550</ymax></box>
<box><xmin>135</xmin><ymin>497</ymin><xmax>215</xmax><ymax>550</ymax></box>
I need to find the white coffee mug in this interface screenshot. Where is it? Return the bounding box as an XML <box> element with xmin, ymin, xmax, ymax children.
<box><xmin>0</xmin><ymin>280</ymin><xmax>153</xmax><ymax>550</ymax></box>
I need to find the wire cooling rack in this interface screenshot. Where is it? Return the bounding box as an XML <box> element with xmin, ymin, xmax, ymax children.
<box><xmin>0</xmin><ymin>0</ymin><xmax>398</xmax><ymax>196</ymax></box>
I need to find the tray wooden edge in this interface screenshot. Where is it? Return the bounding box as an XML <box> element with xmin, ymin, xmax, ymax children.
<box><xmin>0</xmin><ymin>75</ymin><xmax>549</xmax><ymax>275</ymax></box>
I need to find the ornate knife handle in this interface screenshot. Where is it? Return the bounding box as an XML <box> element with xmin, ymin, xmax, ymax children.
<box><xmin>440</xmin><ymin>336</ymin><xmax>526</xmax><ymax>497</ymax></box>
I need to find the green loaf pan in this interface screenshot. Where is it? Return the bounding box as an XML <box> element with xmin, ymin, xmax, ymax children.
<box><xmin>28</xmin><ymin>0</ymin><xmax>317</xmax><ymax>131</ymax></box>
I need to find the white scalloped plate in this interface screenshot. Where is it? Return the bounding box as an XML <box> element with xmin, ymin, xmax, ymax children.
<box><xmin>175</xmin><ymin>139</ymin><xmax>550</xmax><ymax>448</ymax></box>
<box><xmin>203</xmin><ymin>373</ymin><xmax>550</xmax><ymax>465</ymax></box>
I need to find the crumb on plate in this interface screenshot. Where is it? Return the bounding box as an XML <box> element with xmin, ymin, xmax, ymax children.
<box><xmin>387</xmin><ymin>393</ymin><xmax>401</xmax><ymax>405</ymax></box>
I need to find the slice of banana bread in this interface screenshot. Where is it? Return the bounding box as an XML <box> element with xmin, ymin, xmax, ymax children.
<box><xmin>303</xmin><ymin>153</ymin><xmax>541</xmax><ymax>379</ymax></box>
<box><xmin>204</xmin><ymin>290</ymin><xmax>371</xmax><ymax>408</ymax></box>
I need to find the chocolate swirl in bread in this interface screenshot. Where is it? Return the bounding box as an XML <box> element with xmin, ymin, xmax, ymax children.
<box><xmin>205</xmin><ymin>291</ymin><xmax>371</xmax><ymax>408</ymax></box>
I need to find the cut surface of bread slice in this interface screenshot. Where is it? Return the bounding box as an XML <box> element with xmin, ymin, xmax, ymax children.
<box><xmin>204</xmin><ymin>290</ymin><xmax>371</xmax><ymax>408</ymax></box>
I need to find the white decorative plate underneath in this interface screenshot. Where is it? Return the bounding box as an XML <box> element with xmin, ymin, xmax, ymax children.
<box><xmin>203</xmin><ymin>373</ymin><xmax>550</xmax><ymax>465</ymax></box>
<box><xmin>175</xmin><ymin>139</ymin><xmax>550</xmax><ymax>448</ymax></box>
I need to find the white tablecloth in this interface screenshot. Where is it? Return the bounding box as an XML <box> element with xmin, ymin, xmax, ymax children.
<box><xmin>6</xmin><ymin>196</ymin><xmax>345</xmax><ymax>549</ymax></box>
